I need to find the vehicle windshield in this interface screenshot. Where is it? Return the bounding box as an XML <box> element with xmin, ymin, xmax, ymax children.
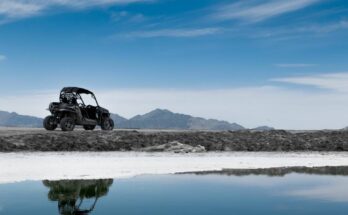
<box><xmin>79</xmin><ymin>93</ymin><xmax>98</xmax><ymax>106</ymax></box>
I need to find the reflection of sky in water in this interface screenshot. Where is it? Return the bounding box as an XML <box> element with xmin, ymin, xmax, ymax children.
<box><xmin>0</xmin><ymin>173</ymin><xmax>348</xmax><ymax>215</ymax></box>
<box><xmin>282</xmin><ymin>176</ymin><xmax>348</xmax><ymax>202</ymax></box>
<box><xmin>199</xmin><ymin>173</ymin><xmax>348</xmax><ymax>202</ymax></box>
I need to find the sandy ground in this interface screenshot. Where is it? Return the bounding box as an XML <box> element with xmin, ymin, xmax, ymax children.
<box><xmin>1</xmin><ymin>152</ymin><xmax>348</xmax><ymax>184</ymax></box>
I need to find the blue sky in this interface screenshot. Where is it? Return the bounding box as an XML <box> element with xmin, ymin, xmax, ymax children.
<box><xmin>1</xmin><ymin>0</ymin><xmax>348</xmax><ymax>129</ymax></box>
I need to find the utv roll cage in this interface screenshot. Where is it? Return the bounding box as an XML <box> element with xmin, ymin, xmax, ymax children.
<box><xmin>59</xmin><ymin>87</ymin><xmax>100</xmax><ymax>107</ymax></box>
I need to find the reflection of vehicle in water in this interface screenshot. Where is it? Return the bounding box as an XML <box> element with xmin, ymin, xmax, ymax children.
<box><xmin>43</xmin><ymin>179</ymin><xmax>113</xmax><ymax>215</ymax></box>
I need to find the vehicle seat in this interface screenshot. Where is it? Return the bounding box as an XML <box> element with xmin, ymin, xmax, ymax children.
<box><xmin>71</xmin><ymin>97</ymin><xmax>77</xmax><ymax>105</ymax></box>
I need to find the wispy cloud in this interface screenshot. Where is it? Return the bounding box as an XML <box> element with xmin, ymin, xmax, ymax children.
<box><xmin>121</xmin><ymin>27</ymin><xmax>222</xmax><ymax>38</ymax></box>
<box><xmin>110</xmin><ymin>11</ymin><xmax>146</xmax><ymax>23</ymax></box>
<box><xmin>256</xmin><ymin>20</ymin><xmax>348</xmax><ymax>40</ymax></box>
<box><xmin>273</xmin><ymin>72</ymin><xmax>348</xmax><ymax>92</ymax></box>
<box><xmin>0</xmin><ymin>0</ymin><xmax>150</xmax><ymax>22</ymax></box>
<box><xmin>0</xmin><ymin>55</ymin><xmax>7</xmax><ymax>61</ymax></box>
<box><xmin>275</xmin><ymin>63</ymin><xmax>317</xmax><ymax>68</ymax></box>
<box><xmin>213</xmin><ymin>0</ymin><xmax>321</xmax><ymax>22</ymax></box>
<box><xmin>297</xmin><ymin>20</ymin><xmax>348</xmax><ymax>33</ymax></box>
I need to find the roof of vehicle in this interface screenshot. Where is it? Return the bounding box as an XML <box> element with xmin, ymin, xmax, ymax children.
<box><xmin>61</xmin><ymin>87</ymin><xmax>94</xmax><ymax>95</ymax></box>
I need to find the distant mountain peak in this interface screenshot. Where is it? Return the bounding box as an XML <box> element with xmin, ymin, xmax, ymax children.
<box><xmin>0</xmin><ymin>110</ymin><xmax>42</xmax><ymax>128</ymax></box>
<box><xmin>151</xmin><ymin>108</ymin><xmax>171</xmax><ymax>113</ymax></box>
<box><xmin>252</xmin><ymin>126</ymin><xmax>275</xmax><ymax>131</ymax></box>
<box><xmin>145</xmin><ymin>108</ymin><xmax>174</xmax><ymax>116</ymax></box>
<box><xmin>116</xmin><ymin>109</ymin><xmax>245</xmax><ymax>131</ymax></box>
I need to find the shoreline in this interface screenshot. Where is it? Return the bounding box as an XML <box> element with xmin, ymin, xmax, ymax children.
<box><xmin>1</xmin><ymin>151</ymin><xmax>348</xmax><ymax>184</ymax></box>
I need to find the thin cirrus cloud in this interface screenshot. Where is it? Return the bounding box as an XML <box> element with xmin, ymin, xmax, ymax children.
<box><xmin>275</xmin><ymin>64</ymin><xmax>318</xmax><ymax>68</ymax></box>
<box><xmin>121</xmin><ymin>27</ymin><xmax>223</xmax><ymax>38</ymax></box>
<box><xmin>272</xmin><ymin>72</ymin><xmax>348</xmax><ymax>92</ymax></box>
<box><xmin>213</xmin><ymin>0</ymin><xmax>321</xmax><ymax>22</ymax></box>
<box><xmin>0</xmin><ymin>0</ymin><xmax>150</xmax><ymax>20</ymax></box>
<box><xmin>110</xmin><ymin>11</ymin><xmax>146</xmax><ymax>23</ymax></box>
<box><xmin>296</xmin><ymin>20</ymin><xmax>348</xmax><ymax>33</ymax></box>
<box><xmin>0</xmin><ymin>55</ymin><xmax>6</xmax><ymax>61</ymax></box>
<box><xmin>255</xmin><ymin>20</ymin><xmax>348</xmax><ymax>39</ymax></box>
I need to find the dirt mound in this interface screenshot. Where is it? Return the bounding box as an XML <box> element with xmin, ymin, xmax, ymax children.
<box><xmin>139</xmin><ymin>141</ymin><xmax>206</xmax><ymax>153</ymax></box>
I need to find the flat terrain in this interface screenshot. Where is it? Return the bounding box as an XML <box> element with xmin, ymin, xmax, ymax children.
<box><xmin>1</xmin><ymin>128</ymin><xmax>348</xmax><ymax>152</ymax></box>
<box><xmin>1</xmin><ymin>152</ymin><xmax>348</xmax><ymax>183</ymax></box>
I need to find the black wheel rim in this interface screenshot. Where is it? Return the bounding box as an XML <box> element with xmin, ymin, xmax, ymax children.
<box><xmin>104</xmin><ymin>119</ymin><xmax>113</xmax><ymax>130</ymax></box>
<box><xmin>48</xmin><ymin>118</ymin><xmax>55</xmax><ymax>126</ymax></box>
<box><xmin>45</xmin><ymin>117</ymin><xmax>56</xmax><ymax>130</ymax></box>
<box><xmin>65</xmin><ymin>120</ymin><xmax>74</xmax><ymax>130</ymax></box>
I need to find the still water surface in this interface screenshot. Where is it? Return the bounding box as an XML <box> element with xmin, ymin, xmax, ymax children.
<box><xmin>1</xmin><ymin>167</ymin><xmax>348</xmax><ymax>215</ymax></box>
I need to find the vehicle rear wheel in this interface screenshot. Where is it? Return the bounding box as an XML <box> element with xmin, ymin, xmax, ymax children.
<box><xmin>43</xmin><ymin>116</ymin><xmax>57</xmax><ymax>131</ymax></box>
<box><xmin>60</xmin><ymin>117</ymin><xmax>75</xmax><ymax>131</ymax></box>
<box><xmin>83</xmin><ymin>125</ymin><xmax>96</xmax><ymax>130</ymax></box>
<box><xmin>101</xmin><ymin>117</ymin><xmax>114</xmax><ymax>131</ymax></box>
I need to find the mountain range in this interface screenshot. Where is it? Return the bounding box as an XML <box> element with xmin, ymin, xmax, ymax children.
<box><xmin>112</xmin><ymin>109</ymin><xmax>245</xmax><ymax>130</ymax></box>
<box><xmin>0</xmin><ymin>111</ymin><xmax>42</xmax><ymax>128</ymax></box>
<box><xmin>0</xmin><ymin>109</ymin><xmax>273</xmax><ymax>131</ymax></box>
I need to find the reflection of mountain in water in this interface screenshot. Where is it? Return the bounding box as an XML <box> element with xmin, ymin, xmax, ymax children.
<box><xmin>43</xmin><ymin>179</ymin><xmax>113</xmax><ymax>215</ymax></box>
<box><xmin>182</xmin><ymin>166</ymin><xmax>348</xmax><ymax>177</ymax></box>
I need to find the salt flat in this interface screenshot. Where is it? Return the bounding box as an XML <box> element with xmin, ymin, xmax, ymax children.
<box><xmin>1</xmin><ymin>152</ymin><xmax>348</xmax><ymax>184</ymax></box>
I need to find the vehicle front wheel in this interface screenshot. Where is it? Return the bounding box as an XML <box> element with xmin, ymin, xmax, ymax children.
<box><xmin>101</xmin><ymin>118</ymin><xmax>114</xmax><ymax>131</ymax></box>
<box><xmin>60</xmin><ymin>117</ymin><xmax>75</xmax><ymax>131</ymax></box>
<box><xmin>43</xmin><ymin>116</ymin><xmax>57</xmax><ymax>131</ymax></box>
<box><xmin>83</xmin><ymin>125</ymin><xmax>96</xmax><ymax>130</ymax></box>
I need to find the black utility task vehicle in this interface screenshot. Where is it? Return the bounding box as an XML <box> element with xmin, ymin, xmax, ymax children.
<box><xmin>44</xmin><ymin>87</ymin><xmax>114</xmax><ymax>131</ymax></box>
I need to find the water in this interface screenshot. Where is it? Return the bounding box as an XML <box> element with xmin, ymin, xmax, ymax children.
<box><xmin>1</xmin><ymin>167</ymin><xmax>348</xmax><ymax>215</ymax></box>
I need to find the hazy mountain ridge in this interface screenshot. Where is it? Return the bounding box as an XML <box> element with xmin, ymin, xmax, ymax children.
<box><xmin>251</xmin><ymin>126</ymin><xmax>275</xmax><ymax>131</ymax></box>
<box><xmin>188</xmin><ymin>117</ymin><xmax>244</xmax><ymax>131</ymax></box>
<box><xmin>109</xmin><ymin>113</ymin><xmax>128</xmax><ymax>124</ymax></box>
<box><xmin>115</xmin><ymin>109</ymin><xmax>245</xmax><ymax>130</ymax></box>
<box><xmin>0</xmin><ymin>111</ymin><xmax>42</xmax><ymax>128</ymax></box>
<box><xmin>118</xmin><ymin>109</ymin><xmax>193</xmax><ymax>129</ymax></box>
<box><xmin>0</xmin><ymin>109</ymin><xmax>264</xmax><ymax>130</ymax></box>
